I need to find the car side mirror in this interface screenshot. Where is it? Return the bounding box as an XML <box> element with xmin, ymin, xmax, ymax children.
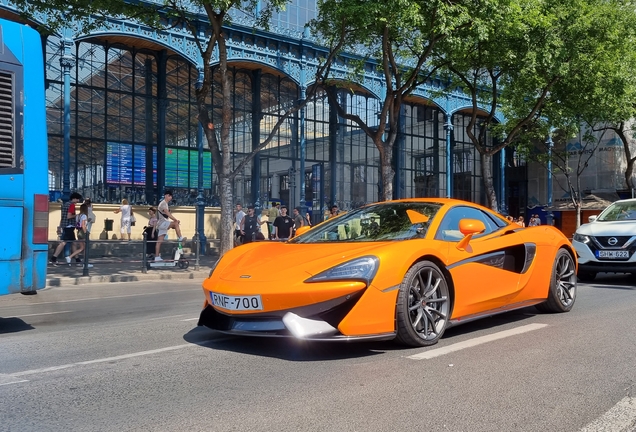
<box><xmin>456</xmin><ymin>219</ymin><xmax>486</xmax><ymax>251</ymax></box>
<box><xmin>588</xmin><ymin>215</ymin><xmax>597</xmax><ymax>223</ymax></box>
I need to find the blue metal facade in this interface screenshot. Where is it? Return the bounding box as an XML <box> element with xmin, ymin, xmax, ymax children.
<box><xmin>0</xmin><ymin>0</ymin><xmax>508</xmax><ymax>219</ymax></box>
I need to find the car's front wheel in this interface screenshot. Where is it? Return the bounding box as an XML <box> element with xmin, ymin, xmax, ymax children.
<box><xmin>396</xmin><ymin>261</ymin><xmax>451</xmax><ymax>347</ymax></box>
<box><xmin>536</xmin><ymin>249</ymin><xmax>577</xmax><ymax>313</ymax></box>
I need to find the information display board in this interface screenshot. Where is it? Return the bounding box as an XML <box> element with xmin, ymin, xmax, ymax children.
<box><xmin>165</xmin><ymin>148</ymin><xmax>212</xmax><ymax>188</ymax></box>
<box><xmin>106</xmin><ymin>142</ymin><xmax>156</xmax><ymax>186</ymax></box>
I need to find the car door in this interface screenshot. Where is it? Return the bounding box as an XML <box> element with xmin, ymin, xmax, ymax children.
<box><xmin>436</xmin><ymin>206</ymin><xmax>526</xmax><ymax>318</ymax></box>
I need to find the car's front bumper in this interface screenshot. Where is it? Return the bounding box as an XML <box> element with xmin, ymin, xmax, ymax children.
<box><xmin>572</xmin><ymin>239</ymin><xmax>636</xmax><ymax>273</ymax></box>
<box><xmin>197</xmin><ymin>304</ymin><xmax>396</xmax><ymax>342</ymax></box>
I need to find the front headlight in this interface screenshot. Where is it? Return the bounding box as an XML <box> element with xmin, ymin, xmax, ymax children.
<box><xmin>305</xmin><ymin>256</ymin><xmax>379</xmax><ymax>285</ymax></box>
<box><xmin>573</xmin><ymin>233</ymin><xmax>590</xmax><ymax>244</ymax></box>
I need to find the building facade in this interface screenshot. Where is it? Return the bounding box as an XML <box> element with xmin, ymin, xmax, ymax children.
<box><xmin>1</xmin><ymin>0</ymin><xmax>508</xmax><ymax>221</ymax></box>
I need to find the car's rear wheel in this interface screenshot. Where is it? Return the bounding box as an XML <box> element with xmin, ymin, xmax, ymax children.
<box><xmin>577</xmin><ymin>271</ymin><xmax>596</xmax><ymax>282</ymax></box>
<box><xmin>536</xmin><ymin>249</ymin><xmax>577</xmax><ymax>313</ymax></box>
<box><xmin>396</xmin><ymin>261</ymin><xmax>450</xmax><ymax>347</ymax></box>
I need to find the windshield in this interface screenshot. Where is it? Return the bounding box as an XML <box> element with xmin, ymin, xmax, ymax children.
<box><xmin>597</xmin><ymin>201</ymin><xmax>636</xmax><ymax>221</ymax></box>
<box><xmin>290</xmin><ymin>202</ymin><xmax>442</xmax><ymax>243</ymax></box>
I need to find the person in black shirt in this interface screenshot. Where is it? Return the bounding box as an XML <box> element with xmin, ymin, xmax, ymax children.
<box><xmin>240</xmin><ymin>206</ymin><xmax>265</xmax><ymax>244</ymax></box>
<box><xmin>273</xmin><ymin>205</ymin><xmax>294</xmax><ymax>241</ymax></box>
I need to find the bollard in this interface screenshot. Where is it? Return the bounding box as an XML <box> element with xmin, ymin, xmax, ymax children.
<box><xmin>194</xmin><ymin>231</ymin><xmax>200</xmax><ymax>271</ymax></box>
<box><xmin>83</xmin><ymin>231</ymin><xmax>90</xmax><ymax>277</ymax></box>
<box><xmin>142</xmin><ymin>231</ymin><xmax>147</xmax><ymax>274</ymax></box>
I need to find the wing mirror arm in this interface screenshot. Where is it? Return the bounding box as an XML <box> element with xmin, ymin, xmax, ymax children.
<box><xmin>456</xmin><ymin>233</ymin><xmax>474</xmax><ymax>251</ymax></box>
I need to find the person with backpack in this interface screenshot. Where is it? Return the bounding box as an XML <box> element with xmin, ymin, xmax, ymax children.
<box><xmin>50</xmin><ymin>192</ymin><xmax>82</xmax><ymax>265</ymax></box>
<box><xmin>68</xmin><ymin>203</ymin><xmax>93</xmax><ymax>267</ymax></box>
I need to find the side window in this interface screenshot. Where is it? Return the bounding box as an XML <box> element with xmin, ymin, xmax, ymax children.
<box><xmin>435</xmin><ymin>206</ymin><xmax>497</xmax><ymax>242</ymax></box>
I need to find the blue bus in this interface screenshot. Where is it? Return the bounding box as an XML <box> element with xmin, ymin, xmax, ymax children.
<box><xmin>0</xmin><ymin>18</ymin><xmax>49</xmax><ymax>295</ymax></box>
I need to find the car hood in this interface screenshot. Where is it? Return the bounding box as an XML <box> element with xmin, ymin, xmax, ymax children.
<box><xmin>214</xmin><ymin>241</ymin><xmax>391</xmax><ymax>283</ymax></box>
<box><xmin>576</xmin><ymin>220</ymin><xmax>636</xmax><ymax>237</ymax></box>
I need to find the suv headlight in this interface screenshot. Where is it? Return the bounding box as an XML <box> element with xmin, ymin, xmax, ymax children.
<box><xmin>573</xmin><ymin>233</ymin><xmax>590</xmax><ymax>244</ymax></box>
<box><xmin>305</xmin><ymin>256</ymin><xmax>379</xmax><ymax>285</ymax></box>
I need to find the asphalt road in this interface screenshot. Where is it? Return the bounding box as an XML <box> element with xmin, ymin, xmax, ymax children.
<box><xmin>1</xmin><ymin>276</ymin><xmax>635</xmax><ymax>432</ymax></box>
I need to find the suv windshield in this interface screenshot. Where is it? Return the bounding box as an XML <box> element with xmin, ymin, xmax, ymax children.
<box><xmin>597</xmin><ymin>201</ymin><xmax>636</xmax><ymax>221</ymax></box>
<box><xmin>290</xmin><ymin>202</ymin><xmax>442</xmax><ymax>243</ymax></box>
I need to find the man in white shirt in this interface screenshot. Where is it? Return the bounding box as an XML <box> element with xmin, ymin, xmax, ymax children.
<box><xmin>155</xmin><ymin>190</ymin><xmax>184</xmax><ymax>261</ymax></box>
<box><xmin>234</xmin><ymin>203</ymin><xmax>246</xmax><ymax>245</ymax></box>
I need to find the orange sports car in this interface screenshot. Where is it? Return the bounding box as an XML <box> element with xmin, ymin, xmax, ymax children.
<box><xmin>198</xmin><ymin>199</ymin><xmax>577</xmax><ymax>347</ymax></box>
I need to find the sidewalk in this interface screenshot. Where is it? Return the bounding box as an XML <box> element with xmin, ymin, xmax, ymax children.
<box><xmin>46</xmin><ymin>249</ymin><xmax>218</xmax><ymax>288</ymax></box>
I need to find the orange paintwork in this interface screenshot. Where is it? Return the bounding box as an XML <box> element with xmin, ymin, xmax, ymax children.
<box><xmin>201</xmin><ymin>198</ymin><xmax>576</xmax><ymax>338</ymax></box>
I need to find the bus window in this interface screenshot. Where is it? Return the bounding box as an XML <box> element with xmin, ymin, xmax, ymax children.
<box><xmin>0</xmin><ymin>19</ymin><xmax>48</xmax><ymax>295</ymax></box>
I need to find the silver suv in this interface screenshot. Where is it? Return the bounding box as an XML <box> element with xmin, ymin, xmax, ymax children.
<box><xmin>572</xmin><ymin>199</ymin><xmax>636</xmax><ymax>281</ymax></box>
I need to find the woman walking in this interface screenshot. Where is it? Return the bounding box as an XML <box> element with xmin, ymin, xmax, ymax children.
<box><xmin>68</xmin><ymin>203</ymin><xmax>93</xmax><ymax>267</ymax></box>
<box><xmin>114</xmin><ymin>198</ymin><xmax>133</xmax><ymax>240</ymax></box>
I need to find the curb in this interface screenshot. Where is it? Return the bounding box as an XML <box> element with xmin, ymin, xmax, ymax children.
<box><xmin>46</xmin><ymin>270</ymin><xmax>210</xmax><ymax>287</ymax></box>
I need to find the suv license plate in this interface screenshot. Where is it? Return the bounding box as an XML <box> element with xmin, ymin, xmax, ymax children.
<box><xmin>210</xmin><ymin>292</ymin><xmax>263</xmax><ymax>311</ymax></box>
<box><xmin>597</xmin><ymin>250</ymin><xmax>630</xmax><ymax>259</ymax></box>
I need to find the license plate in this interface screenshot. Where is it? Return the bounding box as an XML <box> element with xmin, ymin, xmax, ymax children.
<box><xmin>210</xmin><ymin>292</ymin><xmax>263</xmax><ymax>311</ymax></box>
<box><xmin>596</xmin><ymin>250</ymin><xmax>630</xmax><ymax>259</ymax></box>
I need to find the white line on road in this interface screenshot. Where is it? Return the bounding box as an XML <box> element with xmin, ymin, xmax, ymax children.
<box><xmin>0</xmin><ymin>290</ymin><xmax>197</xmax><ymax>307</ymax></box>
<box><xmin>181</xmin><ymin>317</ymin><xmax>199</xmax><ymax>321</ymax></box>
<box><xmin>580</xmin><ymin>397</ymin><xmax>636</xmax><ymax>432</ymax></box>
<box><xmin>11</xmin><ymin>344</ymin><xmax>194</xmax><ymax>377</ymax></box>
<box><xmin>6</xmin><ymin>311</ymin><xmax>72</xmax><ymax>318</ymax></box>
<box><xmin>0</xmin><ymin>373</ymin><xmax>29</xmax><ymax>386</ymax></box>
<box><xmin>408</xmin><ymin>323</ymin><xmax>548</xmax><ymax>360</ymax></box>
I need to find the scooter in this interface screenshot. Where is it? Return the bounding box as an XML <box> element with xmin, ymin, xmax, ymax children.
<box><xmin>146</xmin><ymin>239</ymin><xmax>190</xmax><ymax>270</ymax></box>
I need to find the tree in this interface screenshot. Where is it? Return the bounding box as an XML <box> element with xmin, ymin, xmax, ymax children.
<box><xmin>15</xmin><ymin>0</ymin><xmax>328</xmax><ymax>256</ymax></box>
<box><xmin>437</xmin><ymin>0</ymin><xmax>636</xmax><ymax>210</ymax></box>
<box><xmin>309</xmin><ymin>0</ymin><xmax>477</xmax><ymax>201</ymax></box>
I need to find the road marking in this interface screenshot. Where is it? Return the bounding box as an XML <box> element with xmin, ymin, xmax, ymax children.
<box><xmin>11</xmin><ymin>344</ymin><xmax>194</xmax><ymax>377</ymax></box>
<box><xmin>5</xmin><ymin>311</ymin><xmax>72</xmax><ymax>318</ymax></box>
<box><xmin>0</xmin><ymin>290</ymin><xmax>196</xmax><ymax>307</ymax></box>
<box><xmin>408</xmin><ymin>323</ymin><xmax>548</xmax><ymax>360</ymax></box>
<box><xmin>580</xmin><ymin>397</ymin><xmax>636</xmax><ymax>432</ymax></box>
<box><xmin>181</xmin><ymin>317</ymin><xmax>199</xmax><ymax>321</ymax></box>
<box><xmin>0</xmin><ymin>373</ymin><xmax>28</xmax><ymax>386</ymax></box>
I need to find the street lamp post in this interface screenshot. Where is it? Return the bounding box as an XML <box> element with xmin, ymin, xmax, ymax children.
<box><xmin>546</xmin><ymin>132</ymin><xmax>554</xmax><ymax>226</ymax></box>
<box><xmin>195</xmin><ymin>68</ymin><xmax>207</xmax><ymax>254</ymax></box>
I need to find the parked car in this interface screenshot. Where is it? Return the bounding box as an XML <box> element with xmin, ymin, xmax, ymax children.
<box><xmin>572</xmin><ymin>198</ymin><xmax>636</xmax><ymax>281</ymax></box>
<box><xmin>199</xmin><ymin>198</ymin><xmax>577</xmax><ymax>347</ymax></box>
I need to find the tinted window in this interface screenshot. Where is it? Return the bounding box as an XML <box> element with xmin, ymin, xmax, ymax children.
<box><xmin>435</xmin><ymin>206</ymin><xmax>498</xmax><ymax>242</ymax></box>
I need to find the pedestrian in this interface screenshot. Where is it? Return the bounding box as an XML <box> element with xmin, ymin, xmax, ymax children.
<box><xmin>143</xmin><ymin>207</ymin><xmax>158</xmax><ymax>258</ymax></box>
<box><xmin>292</xmin><ymin>206</ymin><xmax>304</xmax><ymax>237</ymax></box>
<box><xmin>114</xmin><ymin>198</ymin><xmax>133</xmax><ymax>241</ymax></box>
<box><xmin>240</xmin><ymin>206</ymin><xmax>265</xmax><ymax>244</ymax></box>
<box><xmin>154</xmin><ymin>190</ymin><xmax>185</xmax><ymax>261</ymax></box>
<box><xmin>273</xmin><ymin>205</ymin><xmax>294</xmax><ymax>241</ymax></box>
<box><xmin>534</xmin><ymin>214</ymin><xmax>542</xmax><ymax>225</ymax></box>
<box><xmin>305</xmin><ymin>211</ymin><xmax>312</xmax><ymax>227</ymax></box>
<box><xmin>50</xmin><ymin>192</ymin><xmax>82</xmax><ymax>265</ymax></box>
<box><xmin>234</xmin><ymin>203</ymin><xmax>246</xmax><ymax>245</ymax></box>
<box><xmin>259</xmin><ymin>209</ymin><xmax>270</xmax><ymax>240</ymax></box>
<box><xmin>326</xmin><ymin>204</ymin><xmax>339</xmax><ymax>220</ymax></box>
<box><xmin>67</xmin><ymin>203</ymin><xmax>93</xmax><ymax>267</ymax></box>
<box><xmin>84</xmin><ymin>198</ymin><xmax>96</xmax><ymax>233</ymax></box>
<box><xmin>268</xmin><ymin>202</ymin><xmax>280</xmax><ymax>239</ymax></box>
<box><xmin>517</xmin><ymin>215</ymin><xmax>526</xmax><ymax>227</ymax></box>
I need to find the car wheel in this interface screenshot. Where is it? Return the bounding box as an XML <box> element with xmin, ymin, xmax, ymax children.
<box><xmin>396</xmin><ymin>260</ymin><xmax>451</xmax><ymax>347</ymax></box>
<box><xmin>577</xmin><ymin>271</ymin><xmax>596</xmax><ymax>282</ymax></box>
<box><xmin>536</xmin><ymin>249</ymin><xmax>577</xmax><ymax>313</ymax></box>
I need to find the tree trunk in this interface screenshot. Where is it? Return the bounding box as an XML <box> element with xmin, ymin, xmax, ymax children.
<box><xmin>621</xmin><ymin>120</ymin><xmax>636</xmax><ymax>191</ymax></box>
<box><xmin>575</xmin><ymin>203</ymin><xmax>581</xmax><ymax>230</ymax></box>
<box><xmin>480</xmin><ymin>152</ymin><xmax>498</xmax><ymax>210</ymax></box>
<box><xmin>219</xmin><ymin>175</ymin><xmax>234</xmax><ymax>256</ymax></box>
<box><xmin>379</xmin><ymin>143</ymin><xmax>394</xmax><ymax>201</ymax></box>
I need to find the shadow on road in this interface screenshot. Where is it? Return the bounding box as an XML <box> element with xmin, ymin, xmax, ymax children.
<box><xmin>584</xmin><ymin>273</ymin><xmax>636</xmax><ymax>290</ymax></box>
<box><xmin>183</xmin><ymin>307</ymin><xmax>542</xmax><ymax>360</ymax></box>
<box><xmin>0</xmin><ymin>317</ymin><xmax>35</xmax><ymax>334</ymax></box>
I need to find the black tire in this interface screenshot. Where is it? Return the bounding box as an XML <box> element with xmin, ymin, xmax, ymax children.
<box><xmin>577</xmin><ymin>271</ymin><xmax>596</xmax><ymax>282</ymax></box>
<box><xmin>536</xmin><ymin>249</ymin><xmax>577</xmax><ymax>313</ymax></box>
<box><xmin>178</xmin><ymin>260</ymin><xmax>186</xmax><ymax>269</ymax></box>
<box><xmin>395</xmin><ymin>260</ymin><xmax>451</xmax><ymax>347</ymax></box>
